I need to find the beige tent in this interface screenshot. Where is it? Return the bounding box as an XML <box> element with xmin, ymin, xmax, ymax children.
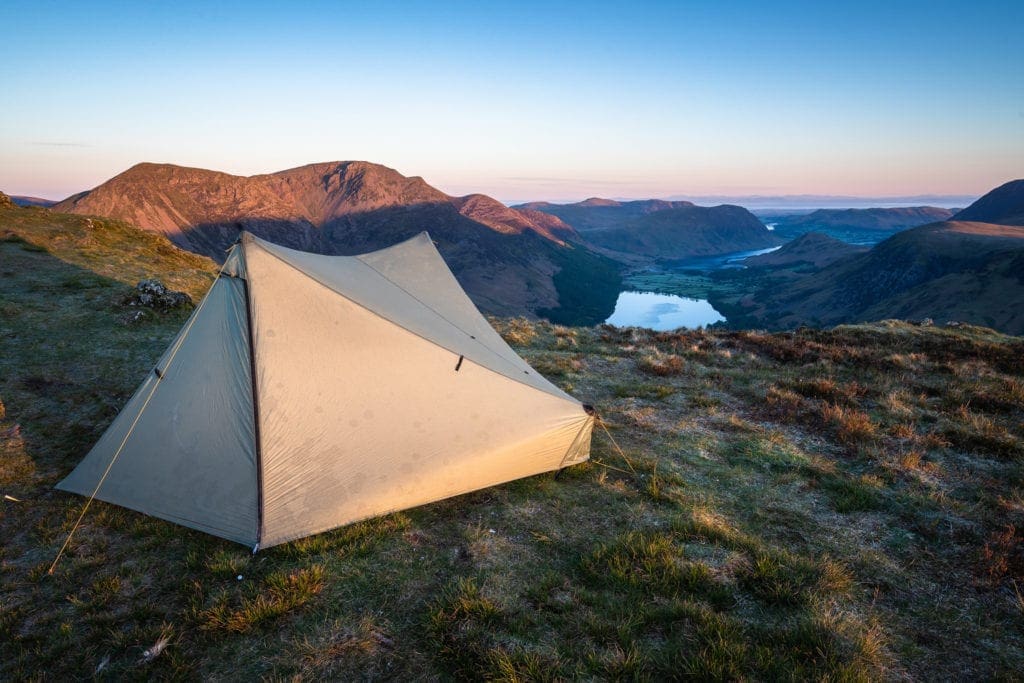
<box><xmin>58</xmin><ymin>232</ymin><xmax>593</xmax><ymax>549</ymax></box>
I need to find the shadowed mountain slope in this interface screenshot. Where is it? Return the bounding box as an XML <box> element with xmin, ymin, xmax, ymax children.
<box><xmin>515</xmin><ymin>198</ymin><xmax>697</xmax><ymax>232</ymax></box>
<box><xmin>581</xmin><ymin>204</ymin><xmax>778</xmax><ymax>259</ymax></box>
<box><xmin>725</xmin><ymin>221</ymin><xmax>1024</xmax><ymax>334</ymax></box>
<box><xmin>517</xmin><ymin>198</ymin><xmax>778</xmax><ymax>259</ymax></box>
<box><xmin>745</xmin><ymin>232</ymin><xmax>869</xmax><ymax>269</ymax></box>
<box><xmin>953</xmin><ymin>179</ymin><xmax>1024</xmax><ymax>226</ymax></box>
<box><xmin>53</xmin><ymin>162</ymin><xmax>619</xmax><ymax>322</ymax></box>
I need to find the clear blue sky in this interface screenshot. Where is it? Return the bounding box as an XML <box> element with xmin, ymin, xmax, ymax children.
<box><xmin>2</xmin><ymin>1</ymin><xmax>1021</xmax><ymax>202</ymax></box>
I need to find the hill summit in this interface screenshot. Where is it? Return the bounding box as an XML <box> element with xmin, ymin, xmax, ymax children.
<box><xmin>953</xmin><ymin>179</ymin><xmax>1024</xmax><ymax>226</ymax></box>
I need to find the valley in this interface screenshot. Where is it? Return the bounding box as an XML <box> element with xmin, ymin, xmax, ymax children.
<box><xmin>30</xmin><ymin>169</ymin><xmax>1024</xmax><ymax>335</ymax></box>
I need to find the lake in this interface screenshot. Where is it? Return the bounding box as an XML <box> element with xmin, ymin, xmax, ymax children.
<box><xmin>662</xmin><ymin>245</ymin><xmax>781</xmax><ymax>270</ymax></box>
<box><xmin>605</xmin><ymin>246</ymin><xmax>782</xmax><ymax>329</ymax></box>
<box><xmin>605</xmin><ymin>291</ymin><xmax>725</xmax><ymax>330</ymax></box>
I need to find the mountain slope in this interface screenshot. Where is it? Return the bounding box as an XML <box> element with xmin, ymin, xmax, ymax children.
<box><xmin>953</xmin><ymin>179</ymin><xmax>1024</xmax><ymax>226</ymax></box>
<box><xmin>772</xmin><ymin>206</ymin><xmax>954</xmax><ymax>231</ymax></box>
<box><xmin>745</xmin><ymin>232</ymin><xmax>868</xmax><ymax>269</ymax></box>
<box><xmin>519</xmin><ymin>198</ymin><xmax>778</xmax><ymax>258</ymax></box>
<box><xmin>53</xmin><ymin>162</ymin><xmax>618</xmax><ymax>322</ymax></box>
<box><xmin>725</xmin><ymin>221</ymin><xmax>1024</xmax><ymax>334</ymax></box>
<box><xmin>515</xmin><ymin>198</ymin><xmax>696</xmax><ymax>232</ymax></box>
<box><xmin>584</xmin><ymin>205</ymin><xmax>778</xmax><ymax>259</ymax></box>
<box><xmin>10</xmin><ymin>195</ymin><xmax>57</xmax><ymax>208</ymax></box>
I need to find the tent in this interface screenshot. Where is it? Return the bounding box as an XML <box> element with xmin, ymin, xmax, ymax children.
<box><xmin>57</xmin><ymin>232</ymin><xmax>593</xmax><ymax>549</ymax></box>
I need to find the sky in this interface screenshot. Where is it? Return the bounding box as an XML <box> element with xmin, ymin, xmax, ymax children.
<box><xmin>2</xmin><ymin>1</ymin><xmax>1021</xmax><ymax>203</ymax></box>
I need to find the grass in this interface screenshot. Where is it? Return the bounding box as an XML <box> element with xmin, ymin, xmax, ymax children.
<box><xmin>2</xmin><ymin>204</ymin><xmax>1024</xmax><ymax>678</ymax></box>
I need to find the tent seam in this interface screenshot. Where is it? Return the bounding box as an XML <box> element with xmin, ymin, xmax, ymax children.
<box><xmin>238</xmin><ymin>240</ymin><xmax>266</xmax><ymax>549</ymax></box>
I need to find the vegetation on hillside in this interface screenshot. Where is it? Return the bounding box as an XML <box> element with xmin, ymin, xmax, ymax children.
<box><xmin>2</xmin><ymin>207</ymin><xmax>1023</xmax><ymax>679</ymax></box>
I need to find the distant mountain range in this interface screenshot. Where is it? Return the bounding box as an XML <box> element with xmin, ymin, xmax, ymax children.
<box><xmin>52</xmin><ymin>161</ymin><xmax>620</xmax><ymax>323</ymax></box>
<box><xmin>768</xmin><ymin>206</ymin><xmax>954</xmax><ymax>232</ymax></box>
<box><xmin>515</xmin><ymin>198</ymin><xmax>778</xmax><ymax>259</ymax></box>
<box><xmin>668</xmin><ymin>193</ymin><xmax>977</xmax><ymax>210</ymax></box>
<box><xmin>725</xmin><ymin>180</ymin><xmax>1024</xmax><ymax>334</ymax></box>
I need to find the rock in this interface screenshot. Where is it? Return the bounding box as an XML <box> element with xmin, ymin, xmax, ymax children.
<box><xmin>123</xmin><ymin>279</ymin><xmax>193</xmax><ymax>312</ymax></box>
<box><xmin>946</xmin><ymin>320</ymin><xmax>962</xmax><ymax>328</ymax></box>
<box><xmin>0</xmin><ymin>192</ymin><xmax>13</xmax><ymax>209</ymax></box>
<box><xmin>919</xmin><ymin>318</ymin><xmax>934</xmax><ymax>327</ymax></box>
<box><xmin>120</xmin><ymin>309</ymin><xmax>149</xmax><ymax>326</ymax></box>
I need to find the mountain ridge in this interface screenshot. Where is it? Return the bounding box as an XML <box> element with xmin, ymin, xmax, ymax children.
<box><xmin>769</xmin><ymin>206</ymin><xmax>954</xmax><ymax>231</ymax></box>
<box><xmin>515</xmin><ymin>197</ymin><xmax>777</xmax><ymax>258</ymax></box>
<box><xmin>53</xmin><ymin>161</ymin><xmax>619</xmax><ymax>322</ymax></box>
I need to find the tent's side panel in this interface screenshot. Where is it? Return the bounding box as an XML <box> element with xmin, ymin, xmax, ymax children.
<box><xmin>56</xmin><ymin>276</ymin><xmax>260</xmax><ymax>546</ymax></box>
<box><xmin>243</xmin><ymin>244</ymin><xmax>592</xmax><ymax>548</ymax></box>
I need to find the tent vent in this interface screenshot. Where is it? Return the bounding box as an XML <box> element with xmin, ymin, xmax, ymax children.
<box><xmin>153</xmin><ymin>368</ymin><xmax>163</xmax><ymax>379</ymax></box>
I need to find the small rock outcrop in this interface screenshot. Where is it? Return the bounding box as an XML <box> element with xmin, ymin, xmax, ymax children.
<box><xmin>0</xmin><ymin>192</ymin><xmax>14</xmax><ymax>209</ymax></box>
<box><xmin>121</xmin><ymin>280</ymin><xmax>193</xmax><ymax>324</ymax></box>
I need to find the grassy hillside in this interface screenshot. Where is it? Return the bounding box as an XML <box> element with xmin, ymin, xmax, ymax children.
<box><xmin>2</xmin><ymin>206</ymin><xmax>1023</xmax><ymax>679</ymax></box>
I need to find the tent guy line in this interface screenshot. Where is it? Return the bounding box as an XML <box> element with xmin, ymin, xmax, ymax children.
<box><xmin>48</xmin><ymin>254</ymin><xmax>235</xmax><ymax>575</ymax></box>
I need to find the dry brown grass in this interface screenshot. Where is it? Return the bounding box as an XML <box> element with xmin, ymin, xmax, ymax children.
<box><xmin>637</xmin><ymin>352</ymin><xmax>685</xmax><ymax>376</ymax></box>
<box><xmin>820</xmin><ymin>403</ymin><xmax>879</xmax><ymax>445</ymax></box>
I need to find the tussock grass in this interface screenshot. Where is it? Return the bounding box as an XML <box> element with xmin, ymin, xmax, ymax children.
<box><xmin>637</xmin><ymin>351</ymin><xmax>685</xmax><ymax>376</ymax></box>
<box><xmin>198</xmin><ymin>565</ymin><xmax>326</xmax><ymax>633</ymax></box>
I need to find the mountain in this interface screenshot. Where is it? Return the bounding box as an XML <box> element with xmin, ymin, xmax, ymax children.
<box><xmin>514</xmin><ymin>198</ymin><xmax>696</xmax><ymax>232</ymax></box>
<box><xmin>585</xmin><ymin>205</ymin><xmax>777</xmax><ymax>259</ymax></box>
<box><xmin>516</xmin><ymin>198</ymin><xmax>778</xmax><ymax>258</ymax></box>
<box><xmin>723</xmin><ymin>221</ymin><xmax>1024</xmax><ymax>334</ymax></box>
<box><xmin>10</xmin><ymin>195</ymin><xmax>57</xmax><ymax>208</ymax></box>
<box><xmin>53</xmin><ymin>162</ymin><xmax>620</xmax><ymax>323</ymax></box>
<box><xmin>744</xmin><ymin>232</ymin><xmax>868</xmax><ymax>269</ymax></box>
<box><xmin>770</xmin><ymin>206</ymin><xmax>954</xmax><ymax>231</ymax></box>
<box><xmin>953</xmin><ymin>179</ymin><xmax>1024</xmax><ymax>226</ymax></box>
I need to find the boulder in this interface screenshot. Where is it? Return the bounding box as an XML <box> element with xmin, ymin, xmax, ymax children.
<box><xmin>122</xmin><ymin>279</ymin><xmax>193</xmax><ymax>312</ymax></box>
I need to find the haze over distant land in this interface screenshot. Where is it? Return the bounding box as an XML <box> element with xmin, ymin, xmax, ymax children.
<box><xmin>673</xmin><ymin>194</ymin><xmax>976</xmax><ymax>212</ymax></box>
